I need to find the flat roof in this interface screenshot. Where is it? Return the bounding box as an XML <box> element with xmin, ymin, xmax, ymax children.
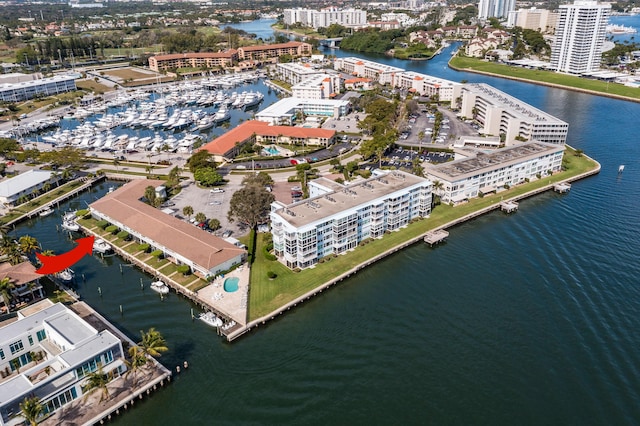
<box><xmin>464</xmin><ymin>83</ymin><xmax>567</xmax><ymax>125</ymax></box>
<box><xmin>337</xmin><ymin>57</ymin><xmax>404</xmax><ymax>73</ymax></box>
<box><xmin>0</xmin><ymin>302</ymin><xmax>67</xmax><ymax>345</ymax></box>
<box><xmin>59</xmin><ymin>330</ymin><xmax>120</xmax><ymax>366</ymax></box>
<box><xmin>46</xmin><ymin>311</ymin><xmax>95</xmax><ymax>345</ymax></box>
<box><xmin>238</xmin><ymin>41</ymin><xmax>309</xmax><ymax>52</ymax></box>
<box><xmin>0</xmin><ymin>170</ymin><xmax>52</xmax><ymax>198</ymax></box>
<box><xmin>90</xmin><ymin>180</ymin><xmax>245</xmax><ymax>270</ymax></box>
<box><xmin>273</xmin><ymin>171</ymin><xmax>429</xmax><ymax>229</ymax></box>
<box><xmin>0</xmin><ymin>75</ymin><xmax>76</xmax><ymax>91</ymax></box>
<box><xmin>256</xmin><ymin>97</ymin><xmax>349</xmax><ymax>118</ymax></box>
<box><xmin>277</xmin><ymin>62</ymin><xmax>324</xmax><ymax>75</ymax></box>
<box><xmin>397</xmin><ymin>71</ymin><xmax>459</xmax><ymax>87</ymax></box>
<box><xmin>426</xmin><ymin>142</ymin><xmax>564</xmax><ymax>181</ymax></box>
<box><xmin>292</xmin><ymin>74</ymin><xmax>335</xmax><ymax>90</ymax></box>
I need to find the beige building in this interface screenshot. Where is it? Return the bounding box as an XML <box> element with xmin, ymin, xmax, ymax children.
<box><xmin>148</xmin><ymin>51</ymin><xmax>238</xmax><ymax>72</ymax></box>
<box><xmin>507</xmin><ymin>8</ymin><xmax>559</xmax><ymax>33</ymax></box>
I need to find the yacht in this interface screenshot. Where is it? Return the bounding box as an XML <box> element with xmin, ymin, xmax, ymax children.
<box><xmin>39</xmin><ymin>206</ymin><xmax>54</xmax><ymax>217</ymax></box>
<box><xmin>61</xmin><ymin>219</ymin><xmax>80</xmax><ymax>232</ymax></box>
<box><xmin>199</xmin><ymin>311</ymin><xmax>223</xmax><ymax>327</ymax></box>
<box><xmin>213</xmin><ymin>107</ymin><xmax>231</xmax><ymax>124</ymax></box>
<box><xmin>93</xmin><ymin>238</ymin><xmax>112</xmax><ymax>254</ymax></box>
<box><xmin>57</xmin><ymin>268</ymin><xmax>75</xmax><ymax>283</ymax></box>
<box><xmin>150</xmin><ymin>280</ymin><xmax>170</xmax><ymax>294</ymax></box>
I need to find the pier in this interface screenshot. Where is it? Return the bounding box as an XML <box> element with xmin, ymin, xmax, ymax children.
<box><xmin>424</xmin><ymin>229</ymin><xmax>449</xmax><ymax>246</ymax></box>
<box><xmin>554</xmin><ymin>182</ymin><xmax>571</xmax><ymax>193</ymax></box>
<box><xmin>500</xmin><ymin>201</ymin><xmax>519</xmax><ymax>213</ymax></box>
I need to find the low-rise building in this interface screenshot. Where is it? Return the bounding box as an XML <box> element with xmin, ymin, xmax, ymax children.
<box><xmin>460</xmin><ymin>83</ymin><xmax>569</xmax><ymax>145</ymax></box>
<box><xmin>89</xmin><ymin>180</ymin><xmax>246</xmax><ymax>277</ymax></box>
<box><xmin>344</xmin><ymin>77</ymin><xmax>374</xmax><ymax>91</ymax></box>
<box><xmin>291</xmin><ymin>74</ymin><xmax>341</xmax><ymax>99</ymax></box>
<box><xmin>426</xmin><ymin>142</ymin><xmax>565</xmax><ymax>203</ymax></box>
<box><xmin>0</xmin><ymin>300</ymin><xmax>126</xmax><ymax>425</ymax></box>
<box><xmin>148</xmin><ymin>51</ymin><xmax>238</xmax><ymax>72</ymax></box>
<box><xmin>0</xmin><ymin>262</ymin><xmax>44</xmax><ymax>313</ymax></box>
<box><xmin>276</xmin><ymin>62</ymin><xmax>326</xmax><ymax>85</ymax></box>
<box><xmin>0</xmin><ymin>170</ymin><xmax>55</xmax><ymax>206</ymax></box>
<box><xmin>392</xmin><ymin>71</ymin><xmax>462</xmax><ymax>102</ymax></box>
<box><xmin>0</xmin><ymin>75</ymin><xmax>76</xmax><ymax>102</ymax></box>
<box><xmin>236</xmin><ymin>42</ymin><xmax>312</xmax><ymax>63</ymax></box>
<box><xmin>255</xmin><ymin>97</ymin><xmax>350</xmax><ymax>126</ymax></box>
<box><xmin>270</xmin><ymin>171</ymin><xmax>432</xmax><ymax>269</ymax></box>
<box><xmin>200</xmin><ymin>120</ymin><xmax>336</xmax><ymax>161</ymax></box>
<box><xmin>334</xmin><ymin>57</ymin><xmax>404</xmax><ymax>85</ymax></box>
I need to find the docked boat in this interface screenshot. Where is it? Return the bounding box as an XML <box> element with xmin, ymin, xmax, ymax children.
<box><xmin>93</xmin><ymin>238</ymin><xmax>112</xmax><ymax>254</ymax></box>
<box><xmin>39</xmin><ymin>207</ymin><xmax>55</xmax><ymax>217</ymax></box>
<box><xmin>57</xmin><ymin>268</ymin><xmax>75</xmax><ymax>283</ymax></box>
<box><xmin>61</xmin><ymin>219</ymin><xmax>80</xmax><ymax>232</ymax></box>
<box><xmin>199</xmin><ymin>311</ymin><xmax>223</xmax><ymax>327</ymax></box>
<box><xmin>213</xmin><ymin>107</ymin><xmax>231</xmax><ymax>124</ymax></box>
<box><xmin>150</xmin><ymin>280</ymin><xmax>170</xmax><ymax>294</ymax></box>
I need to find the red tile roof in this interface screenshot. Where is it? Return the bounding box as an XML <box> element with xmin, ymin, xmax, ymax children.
<box><xmin>201</xmin><ymin>121</ymin><xmax>335</xmax><ymax>156</ymax></box>
<box><xmin>150</xmin><ymin>50</ymin><xmax>237</xmax><ymax>61</ymax></box>
<box><xmin>238</xmin><ymin>41</ymin><xmax>308</xmax><ymax>52</ymax></box>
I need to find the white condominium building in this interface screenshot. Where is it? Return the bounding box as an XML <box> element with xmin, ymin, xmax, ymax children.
<box><xmin>270</xmin><ymin>171</ymin><xmax>432</xmax><ymax>269</ymax></box>
<box><xmin>283</xmin><ymin>7</ymin><xmax>368</xmax><ymax>29</ymax></box>
<box><xmin>392</xmin><ymin>71</ymin><xmax>462</xmax><ymax>102</ymax></box>
<box><xmin>292</xmin><ymin>74</ymin><xmax>342</xmax><ymax>100</ymax></box>
<box><xmin>0</xmin><ymin>74</ymin><xmax>77</xmax><ymax>102</ymax></box>
<box><xmin>478</xmin><ymin>0</ymin><xmax>516</xmax><ymax>19</ymax></box>
<box><xmin>256</xmin><ymin>97</ymin><xmax>350</xmax><ymax>125</ymax></box>
<box><xmin>460</xmin><ymin>83</ymin><xmax>569</xmax><ymax>145</ymax></box>
<box><xmin>334</xmin><ymin>57</ymin><xmax>404</xmax><ymax>85</ymax></box>
<box><xmin>550</xmin><ymin>1</ymin><xmax>610</xmax><ymax>74</ymax></box>
<box><xmin>426</xmin><ymin>142</ymin><xmax>565</xmax><ymax>204</ymax></box>
<box><xmin>276</xmin><ymin>62</ymin><xmax>326</xmax><ymax>85</ymax></box>
<box><xmin>0</xmin><ymin>301</ymin><xmax>126</xmax><ymax>425</ymax></box>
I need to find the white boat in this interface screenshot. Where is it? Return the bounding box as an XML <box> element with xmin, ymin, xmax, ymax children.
<box><xmin>199</xmin><ymin>311</ymin><xmax>223</xmax><ymax>327</ymax></box>
<box><xmin>213</xmin><ymin>107</ymin><xmax>230</xmax><ymax>124</ymax></box>
<box><xmin>150</xmin><ymin>280</ymin><xmax>170</xmax><ymax>294</ymax></box>
<box><xmin>62</xmin><ymin>210</ymin><xmax>77</xmax><ymax>221</ymax></box>
<box><xmin>93</xmin><ymin>238</ymin><xmax>112</xmax><ymax>254</ymax></box>
<box><xmin>619</xmin><ymin>165</ymin><xmax>625</xmax><ymax>173</ymax></box>
<box><xmin>39</xmin><ymin>207</ymin><xmax>54</xmax><ymax>217</ymax></box>
<box><xmin>61</xmin><ymin>219</ymin><xmax>80</xmax><ymax>232</ymax></box>
<box><xmin>57</xmin><ymin>268</ymin><xmax>74</xmax><ymax>283</ymax></box>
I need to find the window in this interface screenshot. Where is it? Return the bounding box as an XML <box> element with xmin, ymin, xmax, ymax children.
<box><xmin>28</xmin><ymin>335</ymin><xmax>34</xmax><ymax>346</ymax></box>
<box><xmin>37</xmin><ymin>329</ymin><xmax>46</xmax><ymax>342</ymax></box>
<box><xmin>9</xmin><ymin>340</ymin><xmax>24</xmax><ymax>355</ymax></box>
<box><xmin>0</xmin><ymin>349</ymin><xmax>4</xmax><ymax>360</ymax></box>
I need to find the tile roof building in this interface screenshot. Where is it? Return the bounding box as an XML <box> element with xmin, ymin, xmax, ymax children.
<box><xmin>148</xmin><ymin>51</ymin><xmax>238</xmax><ymax>72</ymax></box>
<box><xmin>89</xmin><ymin>180</ymin><xmax>245</xmax><ymax>277</ymax></box>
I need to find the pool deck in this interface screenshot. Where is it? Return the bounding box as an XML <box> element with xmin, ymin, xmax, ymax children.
<box><xmin>195</xmin><ymin>266</ymin><xmax>249</xmax><ymax>326</ymax></box>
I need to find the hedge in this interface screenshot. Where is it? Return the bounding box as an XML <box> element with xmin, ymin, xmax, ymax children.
<box><xmin>117</xmin><ymin>231</ymin><xmax>130</xmax><ymax>240</ymax></box>
<box><xmin>97</xmin><ymin>220</ymin><xmax>109</xmax><ymax>229</ymax></box>
<box><xmin>105</xmin><ymin>225</ymin><xmax>118</xmax><ymax>234</ymax></box>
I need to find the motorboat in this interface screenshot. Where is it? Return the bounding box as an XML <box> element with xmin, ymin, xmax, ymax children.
<box><xmin>61</xmin><ymin>219</ymin><xmax>80</xmax><ymax>232</ymax></box>
<box><xmin>213</xmin><ymin>107</ymin><xmax>230</xmax><ymax>124</ymax></box>
<box><xmin>57</xmin><ymin>268</ymin><xmax>75</xmax><ymax>283</ymax></box>
<box><xmin>93</xmin><ymin>238</ymin><xmax>112</xmax><ymax>254</ymax></box>
<box><xmin>39</xmin><ymin>207</ymin><xmax>55</xmax><ymax>217</ymax></box>
<box><xmin>199</xmin><ymin>311</ymin><xmax>223</xmax><ymax>327</ymax></box>
<box><xmin>150</xmin><ymin>280</ymin><xmax>170</xmax><ymax>294</ymax></box>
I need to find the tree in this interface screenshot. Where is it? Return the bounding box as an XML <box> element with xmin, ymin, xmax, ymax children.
<box><xmin>182</xmin><ymin>205</ymin><xmax>193</xmax><ymax>219</ymax></box>
<box><xmin>144</xmin><ymin>185</ymin><xmax>157</xmax><ymax>206</ymax></box>
<box><xmin>194</xmin><ymin>167</ymin><xmax>223</xmax><ymax>187</ymax></box>
<box><xmin>574</xmin><ymin>149</ymin><xmax>584</xmax><ymax>157</ymax></box>
<box><xmin>228</xmin><ymin>185</ymin><xmax>275</xmax><ymax>229</ymax></box>
<box><xmin>242</xmin><ymin>171</ymin><xmax>273</xmax><ymax>188</ymax></box>
<box><xmin>207</xmin><ymin>218</ymin><xmax>221</xmax><ymax>231</ymax></box>
<box><xmin>18</xmin><ymin>235</ymin><xmax>39</xmax><ymax>255</ymax></box>
<box><xmin>138</xmin><ymin>328</ymin><xmax>168</xmax><ymax>358</ymax></box>
<box><xmin>0</xmin><ymin>277</ymin><xmax>15</xmax><ymax>313</ymax></box>
<box><xmin>195</xmin><ymin>212</ymin><xmax>207</xmax><ymax>224</ymax></box>
<box><xmin>19</xmin><ymin>396</ymin><xmax>43</xmax><ymax>426</ymax></box>
<box><xmin>82</xmin><ymin>366</ymin><xmax>110</xmax><ymax>403</ymax></box>
<box><xmin>124</xmin><ymin>345</ymin><xmax>148</xmax><ymax>388</ymax></box>
<box><xmin>187</xmin><ymin>150</ymin><xmax>215</xmax><ymax>173</ymax></box>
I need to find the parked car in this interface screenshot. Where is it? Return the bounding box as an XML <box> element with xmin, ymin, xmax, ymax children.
<box><xmin>210</xmin><ymin>188</ymin><xmax>225</xmax><ymax>193</ymax></box>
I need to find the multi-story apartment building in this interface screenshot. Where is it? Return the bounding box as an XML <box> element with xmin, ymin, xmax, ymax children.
<box><xmin>478</xmin><ymin>0</ymin><xmax>516</xmax><ymax>19</ymax></box>
<box><xmin>550</xmin><ymin>1</ymin><xmax>610</xmax><ymax>74</ymax></box>
<box><xmin>392</xmin><ymin>71</ymin><xmax>462</xmax><ymax>102</ymax></box>
<box><xmin>0</xmin><ymin>170</ymin><xmax>56</xmax><ymax>206</ymax></box>
<box><xmin>255</xmin><ymin>98</ymin><xmax>350</xmax><ymax>125</ymax></box>
<box><xmin>148</xmin><ymin>51</ymin><xmax>238</xmax><ymax>72</ymax></box>
<box><xmin>0</xmin><ymin>75</ymin><xmax>76</xmax><ymax>102</ymax></box>
<box><xmin>507</xmin><ymin>7</ymin><xmax>559</xmax><ymax>33</ymax></box>
<box><xmin>333</xmin><ymin>57</ymin><xmax>404</xmax><ymax>85</ymax></box>
<box><xmin>0</xmin><ymin>301</ymin><xmax>126</xmax><ymax>425</ymax></box>
<box><xmin>426</xmin><ymin>142</ymin><xmax>565</xmax><ymax>204</ymax></box>
<box><xmin>460</xmin><ymin>83</ymin><xmax>569</xmax><ymax>145</ymax></box>
<box><xmin>276</xmin><ymin>62</ymin><xmax>326</xmax><ymax>85</ymax></box>
<box><xmin>283</xmin><ymin>7</ymin><xmax>367</xmax><ymax>29</ymax></box>
<box><xmin>291</xmin><ymin>74</ymin><xmax>341</xmax><ymax>99</ymax></box>
<box><xmin>236</xmin><ymin>42</ymin><xmax>312</xmax><ymax>62</ymax></box>
<box><xmin>270</xmin><ymin>171</ymin><xmax>432</xmax><ymax>269</ymax></box>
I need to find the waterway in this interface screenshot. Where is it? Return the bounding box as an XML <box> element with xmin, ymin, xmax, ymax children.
<box><xmin>10</xmin><ymin>20</ymin><xmax>640</xmax><ymax>425</ymax></box>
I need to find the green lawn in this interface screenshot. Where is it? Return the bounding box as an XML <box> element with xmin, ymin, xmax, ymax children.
<box><xmin>450</xmin><ymin>57</ymin><xmax>640</xmax><ymax>101</ymax></box>
<box><xmin>247</xmin><ymin>148</ymin><xmax>598</xmax><ymax>319</ymax></box>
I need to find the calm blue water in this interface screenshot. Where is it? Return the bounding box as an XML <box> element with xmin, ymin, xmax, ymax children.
<box><xmin>609</xmin><ymin>15</ymin><xmax>640</xmax><ymax>44</ymax></box>
<box><xmin>11</xmin><ymin>21</ymin><xmax>640</xmax><ymax>425</ymax></box>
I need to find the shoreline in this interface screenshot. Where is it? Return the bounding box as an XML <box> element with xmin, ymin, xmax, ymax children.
<box><xmin>448</xmin><ymin>58</ymin><xmax>640</xmax><ymax>104</ymax></box>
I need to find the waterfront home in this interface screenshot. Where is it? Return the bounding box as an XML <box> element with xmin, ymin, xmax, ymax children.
<box><xmin>89</xmin><ymin>180</ymin><xmax>245</xmax><ymax>277</ymax></box>
<box><xmin>236</xmin><ymin>41</ymin><xmax>312</xmax><ymax>63</ymax></box>
<box><xmin>0</xmin><ymin>75</ymin><xmax>76</xmax><ymax>103</ymax></box>
<box><xmin>270</xmin><ymin>171</ymin><xmax>432</xmax><ymax>269</ymax></box>
<box><xmin>0</xmin><ymin>261</ymin><xmax>44</xmax><ymax>313</ymax></box>
<box><xmin>0</xmin><ymin>170</ymin><xmax>57</xmax><ymax>206</ymax></box>
<box><xmin>200</xmin><ymin>120</ymin><xmax>336</xmax><ymax>162</ymax></box>
<box><xmin>148</xmin><ymin>50</ymin><xmax>238</xmax><ymax>73</ymax></box>
<box><xmin>425</xmin><ymin>142</ymin><xmax>565</xmax><ymax>204</ymax></box>
<box><xmin>0</xmin><ymin>300</ymin><xmax>126</xmax><ymax>425</ymax></box>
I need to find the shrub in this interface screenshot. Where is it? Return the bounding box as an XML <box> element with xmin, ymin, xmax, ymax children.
<box><xmin>76</xmin><ymin>209</ymin><xmax>89</xmax><ymax>218</ymax></box>
<box><xmin>138</xmin><ymin>243</ymin><xmax>150</xmax><ymax>253</ymax></box>
<box><xmin>293</xmin><ymin>267</ymin><xmax>301</xmax><ymax>273</ymax></box>
<box><xmin>97</xmin><ymin>220</ymin><xmax>109</xmax><ymax>229</ymax></box>
<box><xmin>150</xmin><ymin>249</ymin><xmax>163</xmax><ymax>258</ymax></box>
<box><xmin>263</xmin><ymin>246</ymin><xmax>277</xmax><ymax>261</ymax></box>
<box><xmin>267</xmin><ymin>271</ymin><xmax>277</xmax><ymax>279</ymax></box>
<box><xmin>105</xmin><ymin>225</ymin><xmax>118</xmax><ymax>234</ymax></box>
<box><xmin>117</xmin><ymin>231</ymin><xmax>130</xmax><ymax>240</ymax></box>
<box><xmin>177</xmin><ymin>265</ymin><xmax>191</xmax><ymax>275</ymax></box>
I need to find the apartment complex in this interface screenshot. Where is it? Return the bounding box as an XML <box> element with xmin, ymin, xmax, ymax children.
<box><xmin>283</xmin><ymin>7</ymin><xmax>367</xmax><ymax>29</ymax></box>
<box><xmin>200</xmin><ymin>120</ymin><xmax>336</xmax><ymax>160</ymax></box>
<box><xmin>460</xmin><ymin>83</ymin><xmax>569</xmax><ymax>145</ymax></box>
<box><xmin>426</xmin><ymin>142</ymin><xmax>564</xmax><ymax>204</ymax></box>
<box><xmin>236</xmin><ymin>42</ymin><xmax>312</xmax><ymax>62</ymax></box>
<box><xmin>0</xmin><ymin>301</ymin><xmax>126</xmax><ymax>425</ymax></box>
<box><xmin>255</xmin><ymin>98</ymin><xmax>350</xmax><ymax>126</ymax></box>
<box><xmin>507</xmin><ymin>7</ymin><xmax>559</xmax><ymax>33</ymax></box>
<box><xmin>148</xmin><ymin>51</ymin><xmax>237</xmax><ymax>72</ymax></box>
<box><xmin>292</xmin><ymin>74</ymin><xmax>341</xmax><ymax>100</ymax></box>
<box><xmin>478</xmin><ymin>0</ymin><xmax>516</xmax><ymax>19</ymax></box>
<box><xmin>270</xmin><ymin>171</ymin><xmax>432</xmax><ymax>269</ymax></box>
<box><xmin>90</xmin><ymin>180</ymin><xmax>246</xmax><ymax>277</ymax></box>
<box><xmin>276</xmin><ymin>62</ymin><xmax>327</xmax><ymax>85</ymax></box>
<box><xmin>334</xmin><ymin>57</ymin><xmax>404</xmax><ymax>85</ymax></box>
<box><xmin>0</xmin><ymin>170</ymin><xmax>55</xmax><ymax>206</ymax></box>
<box><xmin>0</xmin><ymin>75</ymin><xmax>76</xmax><ymax>102</ymax></box>
<box><xmin>550</xmin><ymin>1</ymin><xmax>610</xmax><ymax>74</ymax></box>
<box><xmin>392</xmin><ymin>71</ymin><xmax>462</xmax><ymax>102</ymax></box>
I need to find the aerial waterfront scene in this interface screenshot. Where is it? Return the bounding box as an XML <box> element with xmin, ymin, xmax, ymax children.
<box><xmin>0</xmin><ymin>2</ymin><xmax>638</xmax><ymax>425</ymax></box>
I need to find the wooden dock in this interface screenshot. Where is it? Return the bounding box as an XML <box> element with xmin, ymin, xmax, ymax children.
<box><xmin>500</xmin><ymin>201</ymin><xmax>519</xmax><ymax>213</ymax></box>
<box><xmin>424</xmin><ymin>229</ymin><xmax>449</xmax><ymax>246</ymax></box>
<box><xmin>554</xmin><ymin>182</ymin><xmax>571</xmax><ymax>193</ymax></box>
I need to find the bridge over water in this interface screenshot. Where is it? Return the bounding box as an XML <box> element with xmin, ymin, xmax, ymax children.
<box><xmin>319</xmin><ymin>38</ymin><xmax>343</xmax><ymax>48</ymax></box>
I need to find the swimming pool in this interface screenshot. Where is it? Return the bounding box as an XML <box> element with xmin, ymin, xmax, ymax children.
<box><xmin>223</xmin><ymin>277</ymin><xmax>239</xmax><ymax>292</ymax></box>
<box><xmin>263</xmin><ymin>146</ymin><xmax>279</xmax><ymax>155</ymax></box>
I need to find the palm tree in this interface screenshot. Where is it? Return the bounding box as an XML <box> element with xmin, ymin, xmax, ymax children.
<box><xmin>113</xmin><ymin>159</ymin><xmax>120</xmax><ymax>171</ymax></box>
<box><xmin>19</xmin><ymin>235</ymin><xmax>39</xmax><ymax>256</ymax></box>
<box><xmin>60</xmin><ymin>169</ymin><xmax>73</xmax><ymax>181</ymax></box>
<box><xmin>42</xmin><ymin>181</ymin><xmax>51</xmax><ymax>194</ymax></box>
<box><xmin>124</xmin><ymin>345</ymin><xmax>148</xmax><ymax>388</ymax></box>
<box><xmin>138</xmin><ymin>328</ymin><xmax>168</xmax><ymax>358</ymax></box>
<box><xmin>82</xmin><ymin>366</ymin><xmax>110</xmax><ymax>403</ymax></box>
<box><xmin>182</xmin><ymin>205</ymin><xmax>193</xmax><ymax>220</ymax></box>
<box><xmin>0</xmin><ymin>277</ymin><xmax>15</xmax><ymax>313</ymax></box>
<box><xmin>19</xmin><ymin>396</ymin><xmax>43</xmax><ymax>426</ymax></box>
<box><xmin>195</xmin><ymin>212</ymin><xmax>206</xmax><ymax>224</ymax></box>
<box><xmin>207</xmin><ymin>218</ymin><xmax>221</xmax><ymax>231</ymax></box>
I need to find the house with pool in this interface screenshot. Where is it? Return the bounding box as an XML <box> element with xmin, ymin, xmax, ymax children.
<box><xmin>89</xmin><ymin>179</ymin><xmax>246</xmax><ymax>278</ymax></box>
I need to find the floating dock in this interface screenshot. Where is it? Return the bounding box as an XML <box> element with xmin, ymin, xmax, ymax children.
<box><xmin>424</xmin><ymin>229</ymin><xmax>449</xmax><ymax>246</ymax></box>
<box><xmin>554</xmin><ymin>182</ymin><xmax>571</xmax><ymax>193</ymax></box>
<box><xmin>500</xmin><ymin>201</ymin><xmax>519</xmax><ymax>213</ymax></box>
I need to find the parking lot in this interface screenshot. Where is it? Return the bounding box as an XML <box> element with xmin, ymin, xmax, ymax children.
<box><xmin>375</xmin><ymin>146</ymin><xmax>454</xmax><ymax>171</ymax></box>
<box><xmin>400</xmin><ymin>107</ymin><xmax>477</xmax><ymax>147</ymax></box>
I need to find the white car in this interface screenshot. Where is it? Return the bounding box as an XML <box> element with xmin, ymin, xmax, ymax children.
<box><xmin>210</xmin><ymin>188</ymin><xmax>225</xmax><ymax>193</ymax></box>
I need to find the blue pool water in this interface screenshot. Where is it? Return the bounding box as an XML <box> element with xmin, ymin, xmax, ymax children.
<box><xmin>223</xmin><ymin>277</ymin><xmax>239</xmax><ymax>292</ymax></box>
<box><xmin>264</xmin><ymin>147</ymin><xmax>279</xmax><ymax>155</ymax></box>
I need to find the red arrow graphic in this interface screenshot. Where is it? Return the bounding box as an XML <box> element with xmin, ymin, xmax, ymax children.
<box><xmin>36</xmin><ymin>236</ymin><xmax>94</xmax><ymax>275</ymax></box>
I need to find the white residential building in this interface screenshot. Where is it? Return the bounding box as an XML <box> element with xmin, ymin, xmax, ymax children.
<box><xmin>255</xmin><ymin>97</ymin><xmax>350</xmax><ymax>125</ymax></box>
<box><xmin>392</xmin><ymin>71</ymin><xmax>462</xmax><ymax>102</ymax></box>
<box><xmin>460</xmin><ymin>83</ymin><xmax>569</xmax><ymax>145</ymax></box>
<box><xmin>550</xmin><ymin>1</ymin><xmax>610</xmax><ymax>74</ymax></box>
<box><xmin>0</xmin><ymin>170</ymin><xmax>55</xmax><ymax>206</ymax></box>
<box><xmin>270</xmin><ymin>171</ymin><xmax>432</xmax><ymax>269</ymax></box>
<box><xmin>276</xmin><ymin>62</ymin><xmax>326</xmax><ymax>85</ymax></box>
<box><xmin>292</xmin><ymin>74</ymin><xmax>341</xmax><ymax>99</ymax></box>
<box><xmin>0</xmin><ymin>301</ymin><xmax>126</xmax><ymax>425</ymax></box>
<box><xmin>0</xmin><ymin>75</ymin><xmax>76</xmax><ymax>102</ymax></box>
<box><xmin>334</xmin><ymin>57</ymin><xmax>404</xmax><ymax>85</ymax></box>
<box><xmin>478</xmin><ymin>0</ymin><xmax>516</xmax><ymax>19</ymax></box>
<box><xmin>284</xmin><ymin>7</ymin><xmax>368</xmax><ymax>29</ymax></box>
<box><xmin>426</xmin><ymin>142</ymin><xmax>565</xmax><ymax>203</ymax></box>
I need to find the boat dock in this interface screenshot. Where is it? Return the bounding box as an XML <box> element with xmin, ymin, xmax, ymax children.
<box><xmin>424</xmin><ymin>229</ymin><xmax>449</xmax><ymax>246</ymax></box>
<box><xmin>500</xmin><ymin>201</ymin><xmax>519</xmax><ymax>213</ymax></box>
<box><xmin>554</xmin><ymin>182</ymin><xmax>571</xmax><ymax>193</ymax></box>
